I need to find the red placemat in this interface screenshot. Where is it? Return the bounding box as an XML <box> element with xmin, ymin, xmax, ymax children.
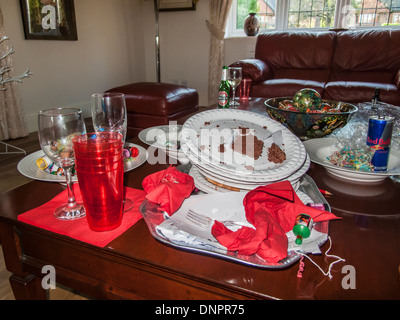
<box><xmin>18</xmin><ymin>184</ymin><xmax>146</xmax><ymax>247</ymax></box>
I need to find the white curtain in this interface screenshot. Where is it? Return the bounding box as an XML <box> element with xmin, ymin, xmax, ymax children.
<box><xmin>206</xmin><ymin>0</ymin><xmax>232</xmax><ymax>106</ymax></box>
<box><xmin>0</xmin><ymin>6</ymin><xmax>29</xmax><ymax>140</ymax></box>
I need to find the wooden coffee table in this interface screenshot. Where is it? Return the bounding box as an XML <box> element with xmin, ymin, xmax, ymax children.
<box><xmin>1</xmin><ymin>130</ymin><xmax>400</xmax><ymax>300</ymax></box>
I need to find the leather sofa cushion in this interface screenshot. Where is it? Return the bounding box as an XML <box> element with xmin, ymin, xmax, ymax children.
<box><xmin>333</xmin><ymin>29</ymin><xmax>400</xmax><ymax>73</ymax></box>
<box><xmin>330</xmin><ymin>70</ymin><xmax>394</xmax><ymax>84</ymax></box>
<box><xmin>273</xmin><ymin>68</ymin><xmax>332</xmax><ymax>83</ymax></box>
<box><xmin>107</xmin><ymin>82</ymin><xmax>198</xmax><ymax>117</ymax></box>
<box><xmin>324</xmin><ymin>81</ymin><xmax>400</xmax><ymax>105</ymax></box>
<box><xmin>252</xmin><ymin>78</ymin><xmax>325</xmax><ymax>98</ymax></box>
<box><xmin>255</xmin><ymin>31</ymin><xmax>336</xmax><ymax>71</ymax></box>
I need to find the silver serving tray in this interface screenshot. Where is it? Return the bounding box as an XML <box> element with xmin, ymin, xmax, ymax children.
<box><xmin>139</xmin><ymin>173</ymin><xmax>330</xmax><ymax>269</ymax></box>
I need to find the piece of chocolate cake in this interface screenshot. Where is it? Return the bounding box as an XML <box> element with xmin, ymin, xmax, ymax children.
<box><xmin>231</xmin><ymin>131</ymin><xmax>264</xmax><ymax>160</ymax></box>
<box><xmin>268</xmin><ymin>143</ymin><xmax>286</xmax><ymax>164</ymax></box>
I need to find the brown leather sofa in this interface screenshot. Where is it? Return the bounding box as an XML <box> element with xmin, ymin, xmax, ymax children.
<box><xmin>107</xmin><ymin>82</ymin><xmax>199</xmax><ymax>138</ymax></box>
<box><xmin>230</xmin><ymin>29</ymin><xmax>400</xmax><ymax>106</ymax></box>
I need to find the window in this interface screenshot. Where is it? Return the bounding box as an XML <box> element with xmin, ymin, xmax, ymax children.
<box><xmin>226</xmin><ymin>0</ymin><xmax>400</xmax><ymax>37</ymax></box>
<box><xmin>351</xmin><ymin>0</ymin><xmax>400</xmax><ymax>27</ymax></box>
<box><xmin>288</xmin><ymin>0</ymin><xmax>336</xmax><ymax>29</ymax></box>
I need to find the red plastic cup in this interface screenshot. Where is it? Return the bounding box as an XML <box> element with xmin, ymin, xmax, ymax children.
<box><xmin>72</xmin><ymin>132</ymin><xmax>124</xmax><ymax>232</ymax></box>
<box><xmin>238</xmin><ymin>78</ymin><xmax>252</xmax><ymax>100</ymax></box>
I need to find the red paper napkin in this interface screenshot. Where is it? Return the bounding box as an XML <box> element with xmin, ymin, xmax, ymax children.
<box><xmin>142</xmin><ymin>166</ymin><xmax>195</xmax><ymax>215</ymax></box>
<box><xmin>18</xmin><ymin>184</ymin><xmax>146</xmax><ymax>247</ymax></box>
<box><xmin>211</xmin><ymin>181</ymin><xmax>339</xmax><ymax>263</ymax></box>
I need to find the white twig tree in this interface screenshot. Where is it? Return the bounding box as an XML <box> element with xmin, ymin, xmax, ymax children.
<box><xmin>0</xmin><ymin>36</ymin><xmax>32</xmax><ymax>90</ymax></box>
<box><xmin>0</xmin><ymin>36</ymin><xmax>32</xmax><ymax>154</ymax></box>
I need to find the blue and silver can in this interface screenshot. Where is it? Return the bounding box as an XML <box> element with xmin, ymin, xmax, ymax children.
<box><xmin>366</xmin><ymin>115</ymin><xmax>394</xmax><ymax>171</ymax></box>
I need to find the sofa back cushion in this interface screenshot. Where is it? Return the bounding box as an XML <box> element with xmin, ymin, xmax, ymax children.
<box><xmin>255</xmin><ymin>31</ymin><xmax>336</xmax><ymax>82</ymax></box>
<box><xmin>331</xmin><ymin>29</ymin><xmax>400</xmax><ymax>83</ymax></box>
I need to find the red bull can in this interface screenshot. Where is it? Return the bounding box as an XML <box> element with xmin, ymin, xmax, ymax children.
<box><xmin>366</xmin><ymin>115</ymin><xmax>394</xmax><ymax>171</ymax></box>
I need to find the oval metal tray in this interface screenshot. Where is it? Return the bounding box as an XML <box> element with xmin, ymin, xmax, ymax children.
<box><xmin>139</xmin><ymin>173</ymin><xmax>330</xmax><ymax>269</ymax></box>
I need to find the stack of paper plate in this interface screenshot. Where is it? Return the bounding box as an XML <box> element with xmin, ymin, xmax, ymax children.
<box><xmin>181</xmin><ymin>109</ymin><xmax>309</xmax><ymax>193</ymax></box>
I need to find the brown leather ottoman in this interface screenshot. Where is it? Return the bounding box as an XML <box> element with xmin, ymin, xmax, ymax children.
<box><xmin>106</xmin><ymin>82</ymin><xmax>199</xmax><ymax>138</ymax></box>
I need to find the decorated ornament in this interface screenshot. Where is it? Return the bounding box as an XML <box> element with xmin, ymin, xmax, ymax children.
<box><xmin>293</xmin><ymin>88</ymin><xmax>322</xmax><ymax>112</ymax></box>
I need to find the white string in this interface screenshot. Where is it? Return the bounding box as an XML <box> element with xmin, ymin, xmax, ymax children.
<box><xmin>292</xmin><ymin>236</ymin><xmax>346</xmax><ymax>279</ymax></box>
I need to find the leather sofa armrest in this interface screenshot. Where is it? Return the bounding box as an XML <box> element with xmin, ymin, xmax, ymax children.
<box><xmin>229</xmin><ymin>59</ymin><xmax>272</xmax><ymax>83</ymax></box>
<box><xmin>396</xmin><ymin>70</ymin><xmax>400</xmax><ymax>89</ymax></box>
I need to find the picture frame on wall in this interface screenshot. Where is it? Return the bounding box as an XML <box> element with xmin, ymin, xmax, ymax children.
<box><xmin>158</xmin><ymin>0</ymin><xmax>196</xmax><ymax>12</ymax></box>
<box><xmin>19</xmin><ymin>0</ymin><xmax>78</xmax><ymax>40</ymax></box>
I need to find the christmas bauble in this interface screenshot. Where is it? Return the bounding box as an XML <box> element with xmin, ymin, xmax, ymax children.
<box><xmin>293</xmin><ymin>88</ymin><xmax>322</xmax><ymax>112</ymax></box>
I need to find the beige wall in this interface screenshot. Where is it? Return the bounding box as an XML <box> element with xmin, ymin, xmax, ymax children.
<box><xmin>1</xmin><ymin>0</ymin><xmax>253</xmax><ymax>133</ymax></box>
<box><xmin>1</xmin><ymin>0</ymin><xmax>146</xmax><ymax>132</ymax></box>
<box><xmin>141</xmin><ymin>0</ymin><xmax>210</xmax><ymax>104</ymax></box>
<box><xmin>147</xmin><ymin>1</ymin><xmax>257</xmax><ymax>105</ymax></box>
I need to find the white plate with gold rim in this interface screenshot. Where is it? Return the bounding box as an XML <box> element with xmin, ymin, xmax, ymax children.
<box><xmin>138</xmin><ymin>124</ymin><xmax>184</xmax><ymax>155</ymax></box>
<box><xmin>193</xmin><ymin>154</ymin><xmax>309</xmax><ymax>190</ymax></box>
<box><xmin>17</xmin><ymin>143</ymin><xmax>148</xmax><ymax>183</ymax></box>
<box><xmin>189</xmin><ymin>166</ymin><xmax>301</xmax><ymax>194</ymax></box>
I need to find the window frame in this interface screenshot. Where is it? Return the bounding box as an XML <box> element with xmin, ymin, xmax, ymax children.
<box><xmin>225</xmin><ymin>0</ymin><xmax>400</xmax><ymax>39</ymax></box>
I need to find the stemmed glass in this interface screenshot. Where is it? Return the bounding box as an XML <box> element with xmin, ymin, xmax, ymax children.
<box><xmin>38</xmin><ymin>108</ymin><xmax>86</xmax><ymax>220</ymax></box>
<box><xmin>91</xmin><ymin>92</ymin><xmax>127</xmax><ymax>141</ymax></box>
<box><xmin>228</xmin><ymin>67</ymin><xmax>242</xmax><ymax>108</ymax></box>
<box><xmin>91</xmin><ymin>92</ymin><xmax>133</xmax><ymax>211</ymax></box>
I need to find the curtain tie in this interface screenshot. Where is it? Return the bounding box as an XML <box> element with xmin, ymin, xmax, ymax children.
<box><xmin>206</xmin><ymin>20</ymin><xmax>225</xmax><ymax>41</ymax></box>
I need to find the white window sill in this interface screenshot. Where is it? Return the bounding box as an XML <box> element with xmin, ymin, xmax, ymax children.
<box><xmin>224</xmin><ymin>35</ymin><xmax>257</xmax><ymax>40</ymax></box>
<box><xmin>225</xmin><ymin>25</ymin><xmax>400</xmax><ymax>40</ymax></box>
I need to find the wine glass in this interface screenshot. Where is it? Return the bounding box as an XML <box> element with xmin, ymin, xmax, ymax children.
<box><xmin>91</xmin><ymin>92</ymin><xmax>127</xmax><ymax>142</ymax></box>
<box><xmin>228</xmin><ymin>67</ymin><xmax>242</xmax><ymax>108</ymax></box>
<box><xmin>91</xmin><ymin>92</ymin><xmax>134</xmax><ymax>212</ymax></box>
<box><xmin>38</xmin><ymin>108</ymin><xmax>86</xmax><ymax>220</ymax></box>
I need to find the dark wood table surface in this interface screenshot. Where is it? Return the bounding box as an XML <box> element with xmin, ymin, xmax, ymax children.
<box><xmin>1</xmin><ymin>100</ymin><xmax>400</xmax><ymax>300</ymax></box>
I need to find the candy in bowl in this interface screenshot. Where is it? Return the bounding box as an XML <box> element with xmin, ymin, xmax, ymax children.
<box><xmin>264</xmin><ymin>97</ymin><xmax>358</xmax><ymax>140</ymax></box>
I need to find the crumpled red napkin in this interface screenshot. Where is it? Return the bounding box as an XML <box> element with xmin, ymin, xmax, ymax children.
<box><xmin>142</xmin><ymin>166</ymin><xmax>195</xmax><ymax>215</ymax></box>
<box><xmin>211</xmin><ymin>181</ymin><xmax>339</xmax><ymax>263</ymax></box>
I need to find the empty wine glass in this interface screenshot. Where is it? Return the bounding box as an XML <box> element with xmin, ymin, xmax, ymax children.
<box><xmin>91</xmin><ymin>92</ymin><xmax>127</xmax><ymax>141</ymax></box>
<box><xmin>38</xmin><ymin>108</ymin><xmax>86</xmax><ymax>220</ymax></box>
<box><xmin>91</xmin><ymin>92</ymin><xmax>133</xmax><ymax>212</ymax></box>
<box><xmin>228</xmin><ymin>67</ymin><xmax>242</xmax><ymax>108</ymax></box>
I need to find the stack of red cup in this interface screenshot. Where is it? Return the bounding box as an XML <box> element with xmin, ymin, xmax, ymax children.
<box><xmin>73</xmin><ymin>132</ymin><xmax>124</xmax><ymax>232</ymax></box>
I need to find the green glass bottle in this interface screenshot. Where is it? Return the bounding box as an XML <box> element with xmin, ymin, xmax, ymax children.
<box><xmin>218</xmin><ymin>66</ymin><xmax>230</xmax><ymax>108</ymax></box>
<box><xmin>293</xmin><ymin>213</ymin><xmax>313</xmax><ymax>245</ymax></box>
